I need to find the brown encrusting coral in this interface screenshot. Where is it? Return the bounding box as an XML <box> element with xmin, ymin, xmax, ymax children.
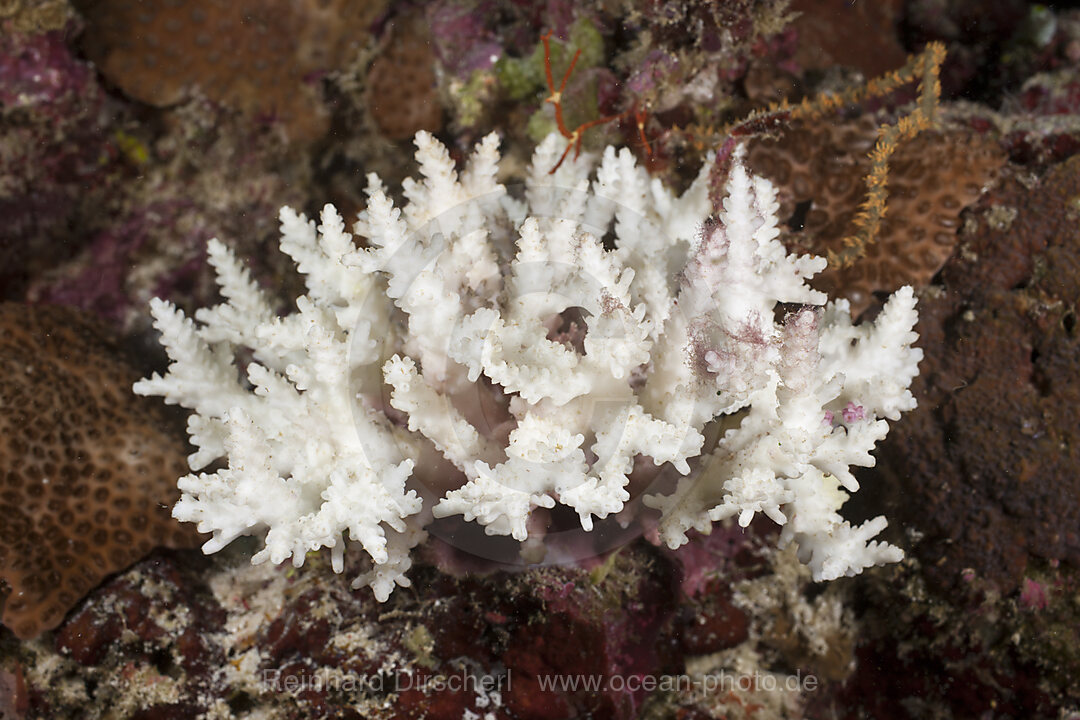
<box><xmin>867</xmin><ymin>155</ymin><xmax>1080</xmax><ymax>593</ymax></box>
<box><xmin>73</xmin><ymin>0</ymin><xmax>386</xmax><ymax>141</ymax></box>
<box><xmin>367</xmin><ymin>12</ymin><xmax>444</xmax><ymax>141</ymax></box>
<box><xmin>0</xmin><ymin>303</ymin><xmax>198</xmax><ymax>640</ymax></box>
<box><xmin>787</xmin><ymin>0</ymin><xmax>908</xmax><ymax>79</ymax></box>
<box><xmin>747</xmin><ymin>120</ymin><xmax>1005</xmax><ymax>315</ymax></box>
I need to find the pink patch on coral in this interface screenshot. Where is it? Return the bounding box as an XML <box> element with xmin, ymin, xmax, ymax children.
<box><xmin>1020</xmin><ymin>577</ymin><xmax>1048</xmax><ymax>610</ymax></box>
<box><xmin>842</xmin><ymin>402</ymin><xmax>865</xmax><ymax>423</ymax></box>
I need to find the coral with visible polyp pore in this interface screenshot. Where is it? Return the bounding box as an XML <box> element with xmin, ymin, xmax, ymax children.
<box><xmin>135</xmin><ymin>131</ymin><xmax>920</xmax><ymax>600</ymax></box>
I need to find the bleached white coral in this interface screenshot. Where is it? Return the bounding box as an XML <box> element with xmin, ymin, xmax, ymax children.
<box><xmin>135</xmin><ymin>131</ymin><xmax>920</xmax><ymax>597</ymax></box>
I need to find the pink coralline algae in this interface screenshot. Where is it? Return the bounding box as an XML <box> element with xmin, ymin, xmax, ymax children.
<box><xmin>27</xmin><ymin>542</ymin><xmax>687</xmax><ymax>720</ymax></box>
<box><xmin>426</xmin><ymin>0</ymin><xmax>503</xmax><ymax>76</ymax></box>
<box><xmin>0</xmin><ymin>27</ymin><xmax>122</xmax><ymax>300</ymax></box>
<box><xmin>27</xmin><ymin>201</ymin><xmax>211</xmax><ymax>329</ymax></box>
<box><xmin>626</xmin><ymin>51</ymin><xmax>679</xmax><ymax>96</ymax></box>
<box><xmin>1020</xmin><ymin>577</ymin><xmax>1048</xmax><ymax>611</ymax></box>
<box><xmin>0</xmin><ymin>28</ymin><xmax>94</xmax><ymax>108</ymax></box>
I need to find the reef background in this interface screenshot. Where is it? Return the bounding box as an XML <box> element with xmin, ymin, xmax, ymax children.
<box><xmin>2</xmin><ymin>0</ymin><xmax>1080</xmax><ymax>718</ymax></box>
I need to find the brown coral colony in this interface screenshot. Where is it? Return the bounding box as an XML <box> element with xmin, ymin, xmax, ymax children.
<box><xmin>747</xmin><ymin>122</ymin><xmax>1004</xmax><ymax>315</ymax></box>
<box><xmin>367</xmin><ymin>12</ymin><xmax>444</xmax><ymax>140</ymax></box>
<box><xmin>0</xmin><ymin>304</ymin><xmax>197</xmax><ymax>640</ymax></box>
<box><xmin>75</xmin><ymin>0</ymin><xmax>385</xmax><ymax>140</ymax></box>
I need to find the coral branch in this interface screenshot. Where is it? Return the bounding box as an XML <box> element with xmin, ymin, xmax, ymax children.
<box><xmin>135</xmin><ymin>131</ymin><xmax>921</xmax><ymax>597</ymax></box>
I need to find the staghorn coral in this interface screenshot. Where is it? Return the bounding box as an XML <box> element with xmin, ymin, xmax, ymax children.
<box><xmin>74</xmin><ymin>0</ymin><xmax>386</xmax><ymax>141</ymax></box>
<box><xmin>0</xmin><ymin>303</ymin><xmax>197</xmax><ymax>640</ymax></box>
<box><xmin>747</xmin><ymin>120</ymin><xmax>1004</xmax><ymax>315</ymax></box>
<box><xmin>134</xmin><ymin>131</ymin><xmax>921</xmax><ymax>602</ymax></box>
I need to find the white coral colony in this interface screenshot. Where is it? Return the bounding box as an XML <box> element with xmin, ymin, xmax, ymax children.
<box><xmin>135</xmin><ymin>131</ymin><xmax>921</xmax><ymax>599</ymax></box>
